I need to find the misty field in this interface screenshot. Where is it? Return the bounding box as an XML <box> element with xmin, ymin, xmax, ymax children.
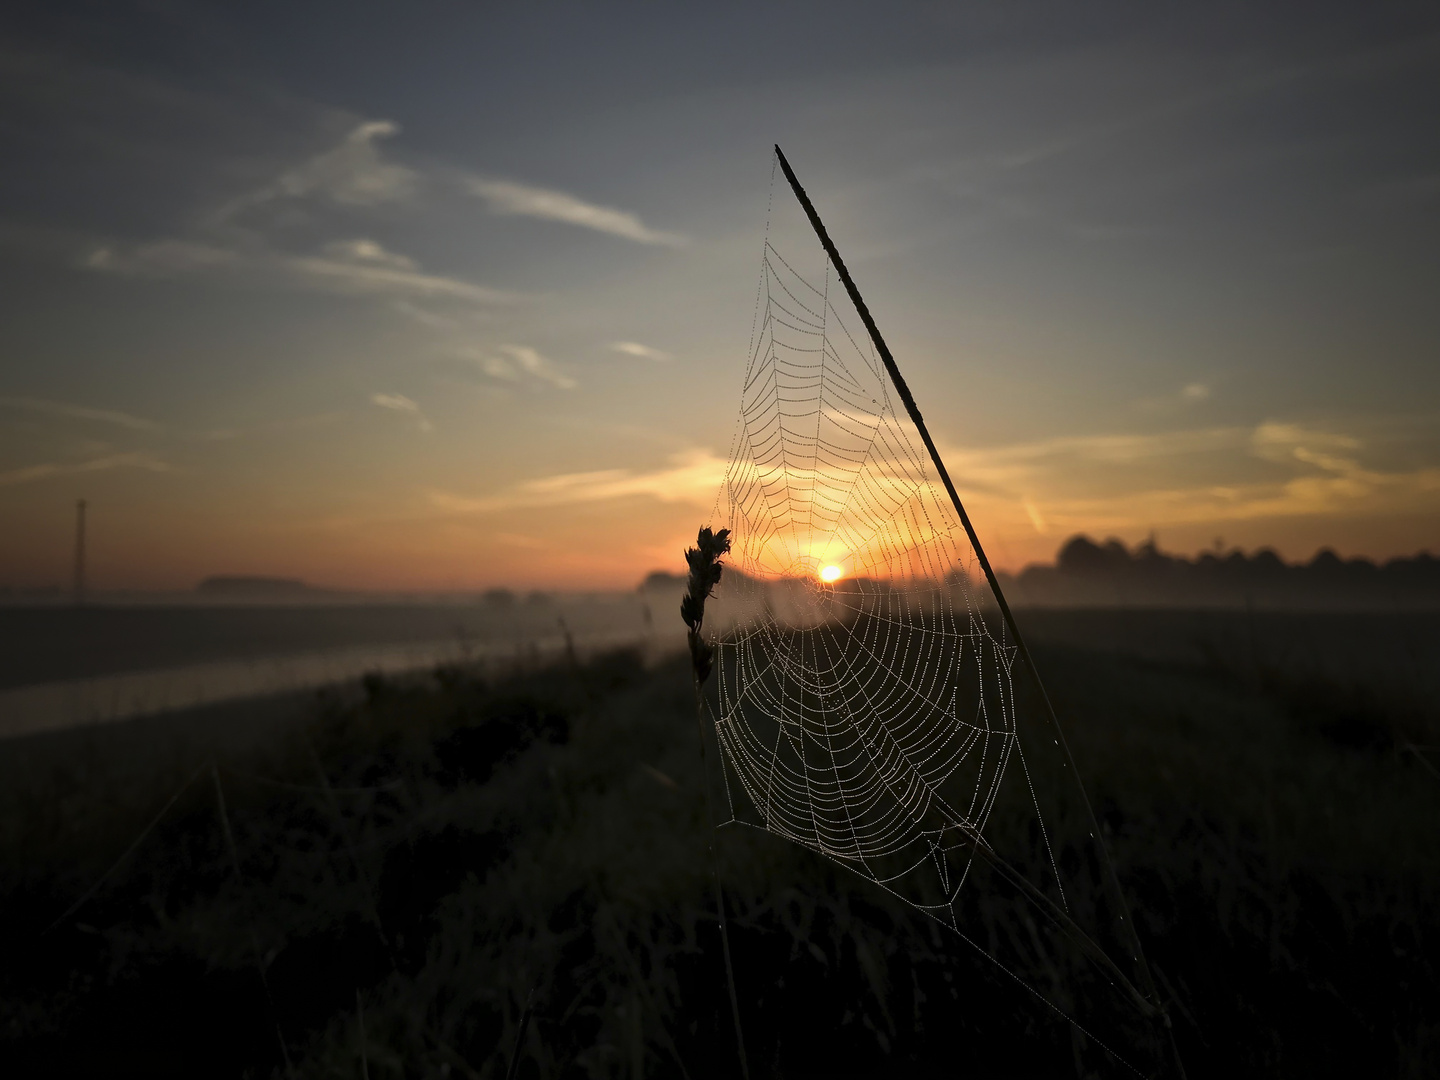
<box><xmin>1</xmin><ymin>610</ymin><xmax>1437</xmax><ymax>1078</ymax></box>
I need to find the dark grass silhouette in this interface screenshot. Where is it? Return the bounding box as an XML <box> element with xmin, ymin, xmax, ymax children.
<box><xmin>1</xmin><ymin>618</ymin><xmax>1437</xmax><ymax>1077</ymax></box>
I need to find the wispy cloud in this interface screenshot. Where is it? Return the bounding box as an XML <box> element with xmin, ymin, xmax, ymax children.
<box><xmin>944</xmin><ymin>426</ymin><xmax>1249</xmax><ymax>493</ymax></box>
<box><xmin>1023</xmin><ymin>499</ymin><xmax>1047</xmax><ymax>534</ymax></box>
<box><xmin>0</xmin><ymin>451</ymin><xmax>172</xmax><ymax>488</ymax></box>
<box><xmin>464</xmin><ymin>177</ymin><xmax>686</xmax><ymax>246</ymax></box>
<box><xmin>609</xmin><ymin>341</ymin><xmax>672</xmax><ymax>362</ymax></box>
<box><xmin>391</xmin><ymin>299</ymin><xmax>460</xmax><ymax>329</ymax></box>
<box><xmin>426</xmin><ymin>419</ymin><xmax>1430</xmax><ymax>571</ymax></box>
<box><xmin>213</xmin><ymin>120</ymin><xmax>419</xmax><ymax>223</ymax></box>
<box><xmin>322</xmin><ymin>238</ymin><xmax>416</xmax><ymax>270</ymax></box>
<box><xmin>462</xmin><ymin>344</ymin><xmax>577</xmax><ymax>390</ymax></box>
<box><xmin>1134</xmin><ymin>381</ymin><xmax>1216</xmax><ymax>415</ymax></box>
<box><xmin>429</xmin><ymin>448</ymin><xmax>725</xmax><ymax>514</ymax></box>
<box><xmin>86</xmin><ymin>240</ymin><xmax>238</xmax><ymax>276</ymax></box>
<box><xmin>211</xmin><ymin>118</ymin><xmax>686</xmax><ymax>249</ymax></box>
<box><xmin>953</xmin><ymin>420</ymin><xmax>1440</xmax><ymax>538</ymax></box>
<box><xmin>371</xmin><ymin>392</ymin><xmax>432</xmax><ymax>432</ymax></box>
<box><xmin>1250</xmin><ymin>420</ymin><xmax>1359</xmax><ymax>469</ymax></box>
<box><xmin>85</xmin><ymin>236</ymin><xmax>518</xmax><ymax>307</ymax></box>
<box><xmin>81</xmin><ymin>113</ymin><xmax>516</xmax><ymax>311</ymax></box>
<box><xmin>0</xmin><ymin>395</ymin><xmax>158</xmax><ymax>432</ymax></box>
<box><xmin>998</xmin><ymin>463</ymin><xmax>1440</xmax><ymax>537</ymax></box>
<box><xmin>286</xmin><ymin>246</ymin><xmax>516</xmax><ymax>304</ymax></box>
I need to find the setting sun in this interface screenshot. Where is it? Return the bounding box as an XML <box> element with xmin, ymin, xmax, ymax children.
<box><xmin>820</xmin><ymin>564</ymin><xmax>844</xmax><ymax>583</ymax></box>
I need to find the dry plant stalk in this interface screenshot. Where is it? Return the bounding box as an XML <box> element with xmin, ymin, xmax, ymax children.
<box><xmin>681</xmin><ymin>526</ymin><xmax>731</xmax><ymax>685</ymax></box>
<box><xmin>679</xmin><ymin>525</ymin><xmax>750</xmax><ymax>1080</ymax></box>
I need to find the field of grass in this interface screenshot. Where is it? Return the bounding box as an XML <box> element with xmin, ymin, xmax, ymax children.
<box><xmin>1</xmin><ymin>611</ymin><xmax>1437</xmax><ymax>1078</ymax></box>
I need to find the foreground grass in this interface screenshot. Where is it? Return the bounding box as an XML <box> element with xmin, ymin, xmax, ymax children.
<box><xmin>1</xmin><ymin>629</ymin><xmax>1437</xmax><ymax>1078</ymax></box>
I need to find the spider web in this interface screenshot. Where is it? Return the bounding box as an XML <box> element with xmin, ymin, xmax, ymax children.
<box><xmin>705</xmin><ymin>157</ymin><xmax>1166</xmax><ymax>1073</ymax></box>
<box><xmin>714</xmin><ymin>227</ymin><xmax>1052</xmax><ymax>918</ymax></box>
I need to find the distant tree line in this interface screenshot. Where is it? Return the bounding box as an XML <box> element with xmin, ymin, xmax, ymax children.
<box><xmin>1001</xmin><ymin>535</ymin><xmax>1440</xmax><ymax>610</ymax></box>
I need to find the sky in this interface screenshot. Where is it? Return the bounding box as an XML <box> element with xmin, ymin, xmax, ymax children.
<box><xmin>1</xmin><ymin>2</ymin><xmax>1438</xmax><ymax>591</ymax></box>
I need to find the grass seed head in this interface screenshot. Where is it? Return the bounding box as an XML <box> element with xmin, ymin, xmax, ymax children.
<box><xmin>682</xmin><ymin>526</ymin><xmax>731</xmax><ymax>683</ymax></box>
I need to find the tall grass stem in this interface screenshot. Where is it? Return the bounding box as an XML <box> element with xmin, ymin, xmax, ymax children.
<box><xmin>693</xmin><ymin>679</ymin><xmax>752</xmax><ymax>1080</ymax></box>
<box><xmin>774</xmin><ymin>142</ymin><xmax>1188</xmax><ymax>1079</ymax></box>
<box><xmin>41</xmin><ymin>761</ymin><xmax>208</xmax><ymax>936</ymax></box>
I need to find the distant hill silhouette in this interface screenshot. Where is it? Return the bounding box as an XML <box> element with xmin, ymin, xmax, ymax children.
<box><xmin>1000</xmin><ymin>536</ymin><xmax>1440</xmax><ymax>610</ymax></box>
<box><xmin>640</xmin><ymin>566</ymin><xmax>763</xmax><ymax>593</ymax></box>
<box><xmin>195</xmin><ymin>575</ymin><xmax>328</xmax><ymax>597</ymax></box>
<box><xmin>639</xmin><ymin>570</ymin><xmax>687</xmax><ymax>591</ymax></box>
